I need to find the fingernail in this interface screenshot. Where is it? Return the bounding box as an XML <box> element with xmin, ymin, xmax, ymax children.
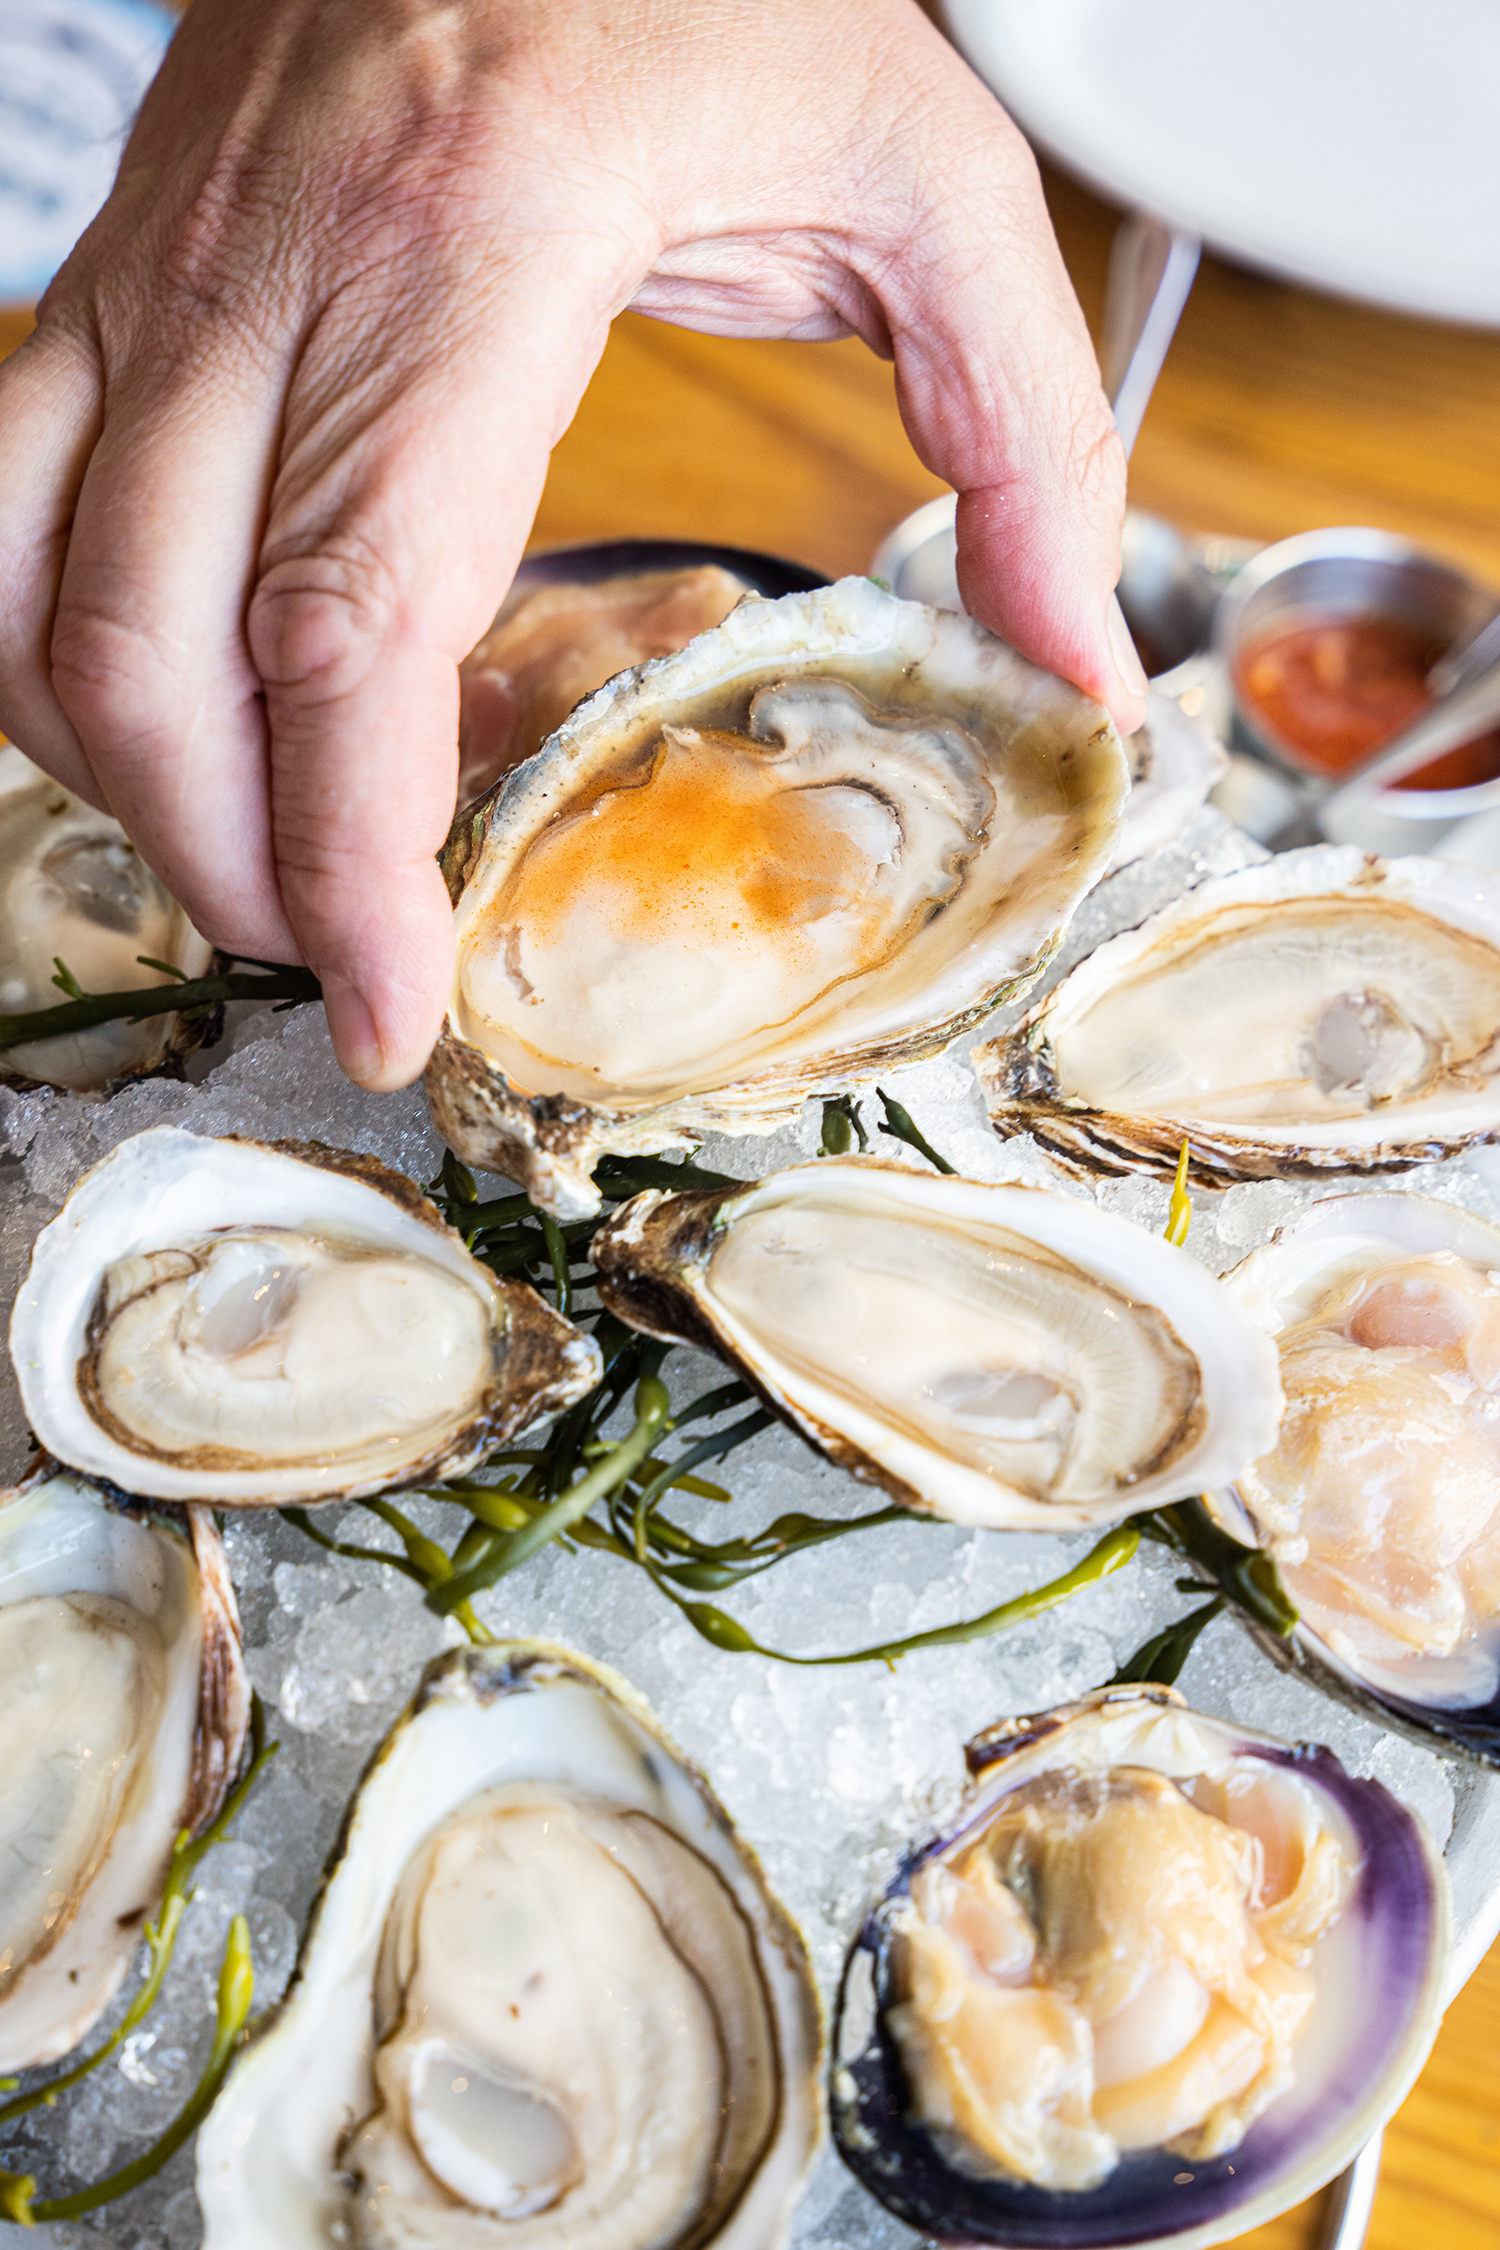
<box><xmin>1107</xmin><ymin>592</ymin><xmax>1151</xmax><ymax>702</ymax></box>
<box><xmin>322</xmin><ymin>976</ymin><xmax>384</xmax><ymax>1087</ymax></box>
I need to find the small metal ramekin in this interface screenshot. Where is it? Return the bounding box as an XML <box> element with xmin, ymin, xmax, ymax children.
<box><xmin>1213</xmin><ymin>526</ymin><xmax>1500</xmax><ymax>850</ymax></box>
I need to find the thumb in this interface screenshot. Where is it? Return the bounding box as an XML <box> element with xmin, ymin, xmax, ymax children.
<box><xmin>871</xmin><ymin>70</ymin><xmax>1146</xmax><ymax>731</ymax></box>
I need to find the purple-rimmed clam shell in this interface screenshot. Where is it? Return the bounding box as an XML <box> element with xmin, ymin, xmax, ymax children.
<box><xmin>830</xmin><ymin>1688</ymin><xmax>1448</xmax><ymax>2249</ymax></box>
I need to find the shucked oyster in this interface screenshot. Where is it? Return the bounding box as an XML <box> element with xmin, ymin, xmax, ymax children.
<box><xmin>0</xmin><ymin>741</ymin><xmax>214</xmax><ymax>1094</ymax></box>
<box><xmin>11</xmin><ymin>1129</ymin><xmax>600</xmax><ymax>1506</ymax></box>
<box><xmin>428</xmin><ymin>578</ymin><xmax>1127</xmax><ymax>1218</ymax></box>
<box><xmin>197</xmin><ymin>1643</ymin><xmax>821</xmax><ymax>2250</ymax></box>
<box><xmin>832</xmin><ymin>1686</ymin><xmax>1448</xmax><ymax>2247</ymax></box>
<box><xmin>981</xmin><ymin>847</ymin><xmax>1500</xmax><ymax>1184</ymax></box>
<box><xmin>1213</xmin><ymin>1191</ymin><xmax>1500</xmax><ymax>1766</ymax></box>
<box><xmin>592</xmin><ymin>1160</ymin><xmax>1282</xmax><ymax>1531</ymax></box>
<box><xmin>0</xmin><ymin>1464</ymin><xmax>247</xmax><ymax>2070</ymax></box>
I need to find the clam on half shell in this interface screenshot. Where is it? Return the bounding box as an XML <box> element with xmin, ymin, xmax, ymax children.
<box><xmin>592</xmin><ymin>1160</ymin><xmax>1283</xmax><ymax>1532</ymax></box>
<box><xmin>832</xmin><ymin>1686</ymin><xmax>1449</xmax><ymax>2250</ymax></box>
<box><xmin>427</xmin><ymin>577</ymin><xmax>1127</xmax><ymax>1219</ymax></box>
<box><xmin>11</xmin><ymin>1128</ymin><xmax>601</xmax><ymax>1506</ymax></box>
<box><xmin>1210</xmin><ymin>1190</ymin><xmax>1500</xmax><ymax>1768</ymax></box>
<box><xmin>0</xmin><ymin>742</ymin><xmax>214</xmax><ymax>1095</ymax></box>
<box><xmin>0</xmin><ymin>1464</ymin><xmax>247</xmax><ymax>2071</ymax></box>
<box><xmin>980</xmin><ymin>846</ymin><xmax>1500</xmax><ymax>1184</ymax></box>
<box><xmin>196</xmin><ymin>1643</ymin><xmax>822</xmax><ymax>2250</ymax></box>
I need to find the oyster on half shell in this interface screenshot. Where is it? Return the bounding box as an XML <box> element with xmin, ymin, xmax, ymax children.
<box><xmin>1210</xmin><ymin>1190</ymin><xmax>1500</xmax><ymax>1768</ymax></box>
<box><xmin>0</xmin><ymin>1464</ymin><xmax>247</xmax><ymax>2071</ymax></box>
<box><xmin>832</xmin><ymin>1686</ymin><xmax>1449</xmax><ymax>2248</ymax></box>
<box><xmin>592</xmin><ymin>1160</ymin><xmax>1283</xmax><ymax>1531</ymax></box>
<box><xmin>11</xmin><ymin>1129</ymin><xmax>601</xmax><ymax>1506</ymax></box>
<box><xmin>0</xmin><ymin>742</ymin><xmax>214</xmax><ymax>1094</ymax></box>
<box><xmin>196</xmin><ymin>1643</ymin><xmax>822</xmax><ymax>2250</ymax></box>
<box><xmin>428</xmin><ymin>578</ymin><xmax>1127</xmax><ymax>1219</ymax></box>
<box><xmin>980</xmin><ymin>847</ymin><xmax>1500</xmax><ymax>1184</ymax></box>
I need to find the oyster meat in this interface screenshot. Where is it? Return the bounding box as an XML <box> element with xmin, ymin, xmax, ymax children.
<box><xmin>833</xmin><ymin>1686</ymin><xmax>1448</xmax><ymax>2247</ymax></box>
<box><xmin>196</xmin><ymin>1644</ymin><xmax>821</xmax><ymax>2250</ymax></box>
<box><xmin>1214</xmin><ymin>1190</ymin><xmax>1500</xmax><ymax>1765</ymax></box>
<box><xmin>593</xmin><ymin>1160</ymin><xmax>1283</xmax><ymax>1531</ymax></box>
<box><xmin>12</xmin><ymin>1128</ymin><xmax>601</xmax><ymax>1505</ymax></box>
<box><xmin>0</xmin><ymin>741</ymin><xmax>214</xmax><ymax>1094</ymax></box>
<box><xmin>0</xmin><ymin>1465</ymin><xmax>247</xmax><ymax>2071</ymax></box>
<box><xmin>981</xmin><ymin>846</ymin><xmax>1500</xmax><ymax>1182</ymax></box>
<box><xmin>430</xmin><ymin>577</ymin><xmax>1127</xmax><ymax>1217</ymax></box>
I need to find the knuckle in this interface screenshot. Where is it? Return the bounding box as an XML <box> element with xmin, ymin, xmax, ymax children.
<box><xmin>49</xmin><ymin>600</ymin><xmax>176</xmax><ymax>744</ymax></box>
<box><xmin>249</xmin><ymin>535</ymin><xmax>400</xmax><ymax>703</ymax></box>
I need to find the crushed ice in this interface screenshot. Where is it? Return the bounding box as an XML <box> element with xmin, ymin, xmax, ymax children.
<box><xmin>1</xmin><ymin>807</ymin><xmax>1492</xmax><ymax>2249</ymax></box>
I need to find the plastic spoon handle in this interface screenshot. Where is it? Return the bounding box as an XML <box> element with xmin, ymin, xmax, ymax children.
<box><xmin>1428</xmin><ymin>604</ymin><xmax>1500</xmax><ymax>699</ymax></box>
<box><xmin>1101</xmin><ymin>214</ymin><xmax>1202</xmax><ymax>459</ymax></box>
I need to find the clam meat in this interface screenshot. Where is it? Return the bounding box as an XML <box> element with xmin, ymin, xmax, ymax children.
<box><xmin>981</xmin><ymin>846</ymin><xmax>1500</xmax><ymax>1183</ymax></box>
<box><xmin>196</xmin><ymin>1643</ymin><xmax>821</xmax><ymax>2250</ymax></box>
<box><xmin>12</xmin><ymin>1128</ymin><xmax>601</xmax><ymax>1506</ymax></box>
<box><xmin>430</xmin><ymin>576</ymin><xmax>1127</xmax><ymax>1217</ymax></box>
<box><xmin>0</xmin><ymin>741</ymin><xmax>214</xmax><ymax>1094</ymax></box>
<box><xmin>593</xmin><ymin>1159</ymin><xmax>1283</xmax><ymax>1531</ymax></box>
<box><xmin>832</xmin><ymin>1686</ymin><xmax>1448</xmax><ymax>2246</ymax></box>
<box><xmin>1214</xmin><ymin>1190</ymin><xmax>1500</xmax><ymax>1764</ymax></box>
<box><xmin>0</xmin><ymin>1464</ymin><xmax>247</xmax><ymax>2071</ymax></box>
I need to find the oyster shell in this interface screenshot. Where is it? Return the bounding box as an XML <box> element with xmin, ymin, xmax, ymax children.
<box><xmin>11</xmin><ymin>1128</ymin><xmax>601</xmax><ymax>1506</ymax></box>
<box><xmin>0</xmin><ymin>1463</ymin><xmax>247</xmax><ymax>2070</ymax></box>
<box><xmin>980</xmin><ymin>847</ymin><xmax>1500</xmax><ymax>1183</ymax></box>
<box><xmin>196</xmin><ymin>1642</ymin><xmax>822</xmax><ymax>2250</ymax></box>
<box><xmin>832</xmin><ymin>1685</ymin><xmax>1448</xmax><ymax>2247</ymax></box>
<box><xmin>0</xmin><ymin>741</ymin><xmax>214</xmax><ymax>1094</ymax></box>
<box><xmin>1212</xmin><ymin>1190</ymin><xmax>1500</xmax><ymax>1767</ymax></box>
<box><xmin>428</xmin><ymin>577</ymin><xmax>1127</xmax><ymax>1219</ymax></box>
<box><xmin>592</xmin><ymin>1159</ymin><xmax>1283</xmax><ymax>1531</ymax></box>
<box><xmin>457</xmin><ymin>540</ymin><xmax>824</xmax><ymax>808</ymax></box>
<box><xmin>1107</xmin><ymin>692</ymin><xmax>1228</xmax><ymax>875</ymax></box>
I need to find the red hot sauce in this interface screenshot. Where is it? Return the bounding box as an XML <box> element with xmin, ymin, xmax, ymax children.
<box><xmin>1237</xmin><ymin>615</ymin><xmax>1500</xmax><ymax>792</ymax></box>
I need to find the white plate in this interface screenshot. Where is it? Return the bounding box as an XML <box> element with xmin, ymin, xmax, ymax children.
<box><xmin>943</xmin><ymin>0</ymin><xmax>1500</xmax><ymax>327</ymax></box>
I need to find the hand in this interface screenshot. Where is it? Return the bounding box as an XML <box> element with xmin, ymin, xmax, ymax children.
<box><xmin>0</xmin><ymin>0</ymin><xmax>1144</xmax><ymax>1091</ymax></box>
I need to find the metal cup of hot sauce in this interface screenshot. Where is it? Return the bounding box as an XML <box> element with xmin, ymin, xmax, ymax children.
<box><xmin>1213</xmin><ymin>526</ymin><xmax>1500</xmax><ymax>853</ymax></box>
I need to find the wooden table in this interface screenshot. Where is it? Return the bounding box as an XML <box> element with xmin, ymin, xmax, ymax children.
<box><xmin>4</xmin><ymin>156</ymin><xmax>1500</xmax><ymax>2250</ymax></box>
